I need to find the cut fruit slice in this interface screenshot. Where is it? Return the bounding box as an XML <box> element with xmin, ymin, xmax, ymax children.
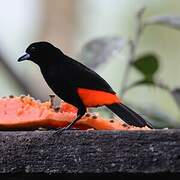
<box><xmin>0</xmin><ymin>95</ymin><xmax>150</xmax><ymax>130</ymax></box>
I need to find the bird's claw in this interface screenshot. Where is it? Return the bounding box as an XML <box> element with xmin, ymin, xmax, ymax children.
<box><xmin>52</xmin><ymin>127</ymin><xmax>67</xmax><ymax>136</ymax></box>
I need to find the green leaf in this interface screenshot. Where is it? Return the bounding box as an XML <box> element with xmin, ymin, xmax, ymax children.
<box><xmin>145</xmin><ymin>15</ymin><xmax>180</xmax><ymax>30</ymax></box>
<box><xmin>132</xmin><ymin>54</ymin><xmax>159</xmax><ymax>78</ymax></box>
<box><xmin>79</xmin><ymin>37</ymin><xmax>126</xmax><ymax>68</ymax></box>
<box><xmin>171</xmin><ymin>88</ymin><xmax>180</xmax><ymax>108</ymax></box>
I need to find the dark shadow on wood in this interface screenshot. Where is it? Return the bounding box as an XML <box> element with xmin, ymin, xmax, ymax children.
<box><xmin>1</xmin><ymin>173</ymin><xmax>180</xmax><ymax>180</ymax></box>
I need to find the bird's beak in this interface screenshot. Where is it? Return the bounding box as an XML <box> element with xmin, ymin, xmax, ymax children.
<box><xmin>18</xmin><ymin>53</ymin><xmax>30</xmax><ymax>62</ymax></box>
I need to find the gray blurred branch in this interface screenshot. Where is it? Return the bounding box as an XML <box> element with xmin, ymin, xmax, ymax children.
<box><xmin>121</xmin><ymin>7</ymin><xmax>146</xmax><ymax>96</ymax></box>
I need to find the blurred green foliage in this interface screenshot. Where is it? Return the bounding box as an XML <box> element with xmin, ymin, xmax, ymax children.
<box><xmin>132</xmin><ymin>54</ymin><xmax>159</xmax><ymax>81</ymax></box>
<box><xmin>80</xmin><ymin>7</ymin><xmax>180</xmax><ymax>128</ymax></box>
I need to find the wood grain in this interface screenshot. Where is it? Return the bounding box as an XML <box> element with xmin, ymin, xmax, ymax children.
<box><xmin>0</xmin><ymin>129</ymin><xmax>180</xmax><ymax>175</ymax></box>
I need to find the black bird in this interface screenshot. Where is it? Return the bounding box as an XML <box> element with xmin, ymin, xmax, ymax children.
<box><xmin>18</xmin><ymin>41</ymin><xmax>152</xmax><ymax>130</ymax></box>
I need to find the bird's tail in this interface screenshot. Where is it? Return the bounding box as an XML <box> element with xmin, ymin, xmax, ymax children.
<box><xmin>106</xmin><ymin>103</ymin><xmax>153</xmax><ymax>129</ymax></box>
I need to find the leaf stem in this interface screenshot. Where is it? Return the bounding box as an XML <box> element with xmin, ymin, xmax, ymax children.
<box><xmin>120</xmin><ymin>7</ymin><xmax>146</xmax><ymax>97</ymax></box>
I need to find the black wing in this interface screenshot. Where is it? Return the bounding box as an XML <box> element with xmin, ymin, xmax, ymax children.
<box><xmin>63</xmin><ymin>55</ymin><xmax>116</xmax><ymax>94</ymax></box>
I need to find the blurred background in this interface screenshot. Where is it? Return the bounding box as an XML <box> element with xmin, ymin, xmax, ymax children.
<box><xmin>0</xmin><ymin>0</ymin><xmax>180</xmax><ymax>128</ymax></box>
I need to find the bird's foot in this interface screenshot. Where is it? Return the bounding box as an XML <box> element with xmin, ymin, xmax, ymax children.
<box><xmin>52</xmin><ymin>127</ymin><xmax>67</xmax><ymax>137</ymax></box>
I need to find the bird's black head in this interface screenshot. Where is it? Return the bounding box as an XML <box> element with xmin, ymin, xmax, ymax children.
<box><xmin>18</xmin><ymin>41</ymin><xmax>62</xmax><ymax>66</ymax></box>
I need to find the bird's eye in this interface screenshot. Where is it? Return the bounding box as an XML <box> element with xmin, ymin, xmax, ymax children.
<box><xmin>30</xmin><ymin>47</ymin><xmax>36</xmax><ymax>51</ymax></box>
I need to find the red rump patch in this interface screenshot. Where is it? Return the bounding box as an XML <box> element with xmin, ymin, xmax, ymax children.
<box><xmin>77</xmin><ymin>88</ymin><xmax>121</xmax><ymax>107</ymax></box>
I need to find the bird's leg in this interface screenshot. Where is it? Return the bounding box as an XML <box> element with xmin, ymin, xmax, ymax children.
<box><xmin>61</xmin><ymin>114</ymin><xmax>82</xmax><ymax>131</ymax></box>
<box><xmin>53</xmin><ymin>106</ymin><xmax>86</xmax><ymax>135</ymax></box>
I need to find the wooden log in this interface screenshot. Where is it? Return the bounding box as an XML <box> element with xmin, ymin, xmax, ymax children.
<box><xmin>0</xmin><ymin>129</ymin><xmax>180</xmax><ymax>178</ymax></box>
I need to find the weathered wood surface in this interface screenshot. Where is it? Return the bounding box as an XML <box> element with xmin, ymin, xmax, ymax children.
<box><xmin>0</xmin><ymin>129</ymin><xmax>180</xmax><ymax>175</ymax></box>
